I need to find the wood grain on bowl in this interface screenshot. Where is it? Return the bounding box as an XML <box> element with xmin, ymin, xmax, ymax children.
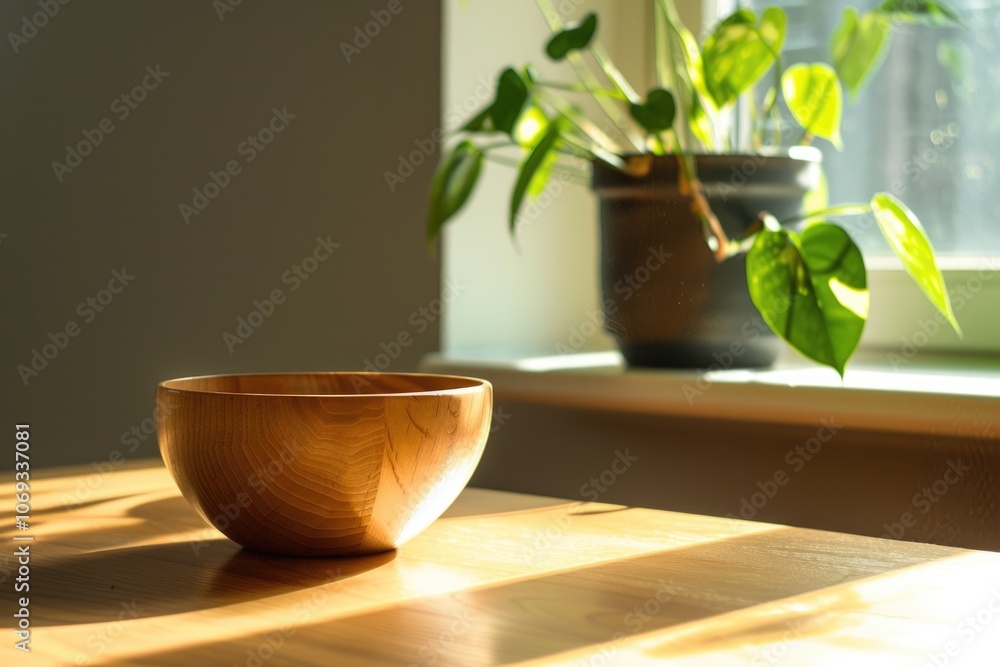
<box><xmin>156</xmin><ymin>373</ymin><xmax>492</xmax><ymax>556</ymax></box>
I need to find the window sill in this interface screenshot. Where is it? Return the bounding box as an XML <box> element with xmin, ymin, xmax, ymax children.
<box><xmin>420</xmin><ymin>350</ymin><xmax>1000</xmax><ymax>439</ymax></box>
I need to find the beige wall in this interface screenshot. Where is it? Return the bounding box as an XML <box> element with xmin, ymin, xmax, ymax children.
<box><xmin>440</xmin><ymin>0</ymin><xmax>710</xmax><ymax>357</ymax></box>
<box><xmin>2</xmin><ymin>0</ymin><xmax>443</xmax><ymax>468</ymax></box>
<box><xmin>441</xmin><ymin>0</ymin><xmax>649</xmax><ymax>357</ymax></box>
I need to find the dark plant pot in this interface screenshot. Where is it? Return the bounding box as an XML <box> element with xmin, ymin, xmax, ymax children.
<box><xmin>593</xmin><ymin>152</ymin><xmax>821</xmax><ymax>369</ymax></box>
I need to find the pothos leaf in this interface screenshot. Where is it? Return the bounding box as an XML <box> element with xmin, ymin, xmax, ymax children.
<box><xmin>702</xmin><ymin>7</ymin><xmax>786</xmax><ymax>108</ymax></box>
<box><xmin>426</xmin><ymin>141</ymin><xmax>483</xmax><ymax>246</ymax></box>
<box><xmin>782</xmin><ymin>62</ymin><xmax>844</xmax><ymax>149</ymax></box>
<box><xmin>870</xmin><ymin>193</ymin><xmax>960</xmax><ymax>333</ymax></box>
<box><xmin>830</xmin><ymin>8</ymin><xmax>892</xmax><ymax>99</ymax></box>
<box><xmin>746</xmin><ymin>223</ymin><xmax>867</xmax><ymax>375</ymax></box>
<box><xmin>490</xmin><ymin>68</ymin><xmax>529</xmax><ymax>135</ymax></box>
<box><xmin>510</xmin><ymin>121</ymin><xmax>561</xmax><ymax>233</ymax></box>
<box><xmin>629</xmin><ymin>88</ymin><xmax>676</xmax><ymax>134</ymax></box>
<box><xmin>546</xmin><ymin>13</ymin><xmax>598</xmax><ymax>60</ymax></box>
<box><xmin>879</xmin><ymin>0</ymin><xmax>964</xmax><ymax>26</ymax></box>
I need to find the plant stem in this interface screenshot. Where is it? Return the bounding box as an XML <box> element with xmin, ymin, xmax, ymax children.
<box><xmin>552</xmin><ymin>135</ymin><xmax>594</xmax><ymax>158</ymax></box>
<box><xmin>533</xmin><ymin>87</ymin><xmax>623</xmax><ymax>154</ymax></box>
<box><xmin>588</xmin><ymin>43</ymin><xmax>641</xmax><ymax>104</ymax></box>
<box><xmin>533</xmin><ymin>0</ymin><xmax>644</xmax><ymax>152</ymax></box>
<box><xmin>771</xmin><ymin>105</ymin><xmax>782</xmax><ymax>147</ymax></box>
<box><xmin>477</xmin><ymin>141</ymin><xmax>519</xmax><ymax>153</ymax></box>
<box><xmin>653</xmin><ymin>0</ymin><xmax>703</xmax><ymax>154</ymax></box>
<box><xmin>735</xmin><ymin>205</ymin><xmax>874</xmax><ymax>252</ymax></box>
<box><xmin>651</xmin><ymin>134</ymin><xmax>667</xmax><ymax>156</ymax></box>
<box><xmin>559</xmin><ymin>131</ymin><xmax>631</xmax><ymax>172</ymax></box>
<box><xmin>486</xmin><ymin>155</ymin><xmax>590</xmax><ymax>186</ymax></box>
<box><xmin>653</xmin><ymin>1</ymin><xmax>685</xmax><ymax>152</ymax></box>
<box><xmin>764</xmin><ymin>54</ymin><xmax>783</xmax><ymax>117</ymax></box>
<box><xmin>478</xmin><ymin>137</ymin><xmax>591</xmax><ymax>177</ymax></box>
<box><xmin>780</xmin><ymin>203</ymin><xmax>873</xmax><ymax>226</ymax></box>
<box><xmin>483</xmin><ymin>152</ymin><xmax>589</xmax><ymax>183</ymax></box>
<box><xmin>481</xmin><ymin>153</ymin><xmax>522</xmax><ymax>169</ymax></box>
<box><xmin>533</xmin><ymin>0</ymin><xmax>642</xmax><ymax>109</ymax></box>
<box><xmin>568</xmin><ymin>51</ymin><xmax>646</xmax><ymax>150</ymax></box>
<box><xmin>672</xmin><ymin>150</ymin><xmax>732</xmax><ymax>261</ymax></box>
<box><xmin>792</xmin><ymin>126</ymin><xmax>813</xmax><ymax>146</ymax></box>
<box><xmin>651</xmin><ymin>0</ymin><xmax>735</xmax><ymax>259</ymax></box>
<box><xmin>535</xmin><ymin>81</ymin><xmax>627</xmax><ymax>101</ymax></box>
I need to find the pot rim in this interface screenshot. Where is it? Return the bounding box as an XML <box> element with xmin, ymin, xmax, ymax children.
<box><xmin>604</xmin><ymin>145</ymin><xmax>822</xmax><ymax>163</ymax></box>
<box><xmin>592</xmin><ymin>146</ymin><xmax>822</xmax><ymax>188</ymax></box>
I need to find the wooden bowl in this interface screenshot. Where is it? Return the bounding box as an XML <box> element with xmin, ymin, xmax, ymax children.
<box><xmin>156</xmin><ymin>372</ymin><xmax>492</xmax><ymax>556</ymax></box>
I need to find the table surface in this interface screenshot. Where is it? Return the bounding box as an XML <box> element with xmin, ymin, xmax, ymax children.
<box><xmin>6</xmin><ymin>461</ymin><xmax>1000</xmax><ymax>666</ymax></box>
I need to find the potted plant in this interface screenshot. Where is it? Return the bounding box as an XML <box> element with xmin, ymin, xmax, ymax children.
<box><xmin>426</xmin><ymin>0</ymin><xmax>962</xmax><ymax>375</ymax></box>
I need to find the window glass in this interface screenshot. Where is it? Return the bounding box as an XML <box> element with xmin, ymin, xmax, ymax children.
<box><xmin>750</xmin><ymin>0</ymin><xmax>1000</xmax><ymax>255</ymax></box>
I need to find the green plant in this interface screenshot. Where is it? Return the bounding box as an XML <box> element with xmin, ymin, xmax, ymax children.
<box><xmin>427</xmin><ymin>0</ymin><xmax>963</xmax><ymax>375</ymax></box>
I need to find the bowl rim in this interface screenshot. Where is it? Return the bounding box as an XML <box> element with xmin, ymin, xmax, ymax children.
<box><xmin>157</xmin><ymin>371</ymin><xmax>491</xmax><ymax>398</ymax></box>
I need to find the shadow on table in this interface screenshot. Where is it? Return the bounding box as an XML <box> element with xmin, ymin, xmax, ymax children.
<box><xmin>124</xmin><ymin>524</ymin><xmax>966</xmax><ymax>665</ymax></box>
<box><xmin>439</xmin><ymin>491</ymin><xmax>580</xmax><ymax>520</ymax></box>
<box><xmin>27</xmin><ymin>494</ymin><xmax>208</xmax><ymax>547</ymax></box>
<box><xmin>126</xmin><ymin>494</ymin><xmax>207</xmax><ymax>522</ymax></box>
<box><xmin>440</xmin><ymin>489</ymin><xmax>632</xmax><ymax>521</ymax></box>
<box><xmin>33</xmin><ymin>538</ymin><xmax>394</xmax><ymax>626</ymax></box>
<box><xmin>31</xmin><ymin>493</ymin><xmax>137</xmax><ymax>516</ymax></box>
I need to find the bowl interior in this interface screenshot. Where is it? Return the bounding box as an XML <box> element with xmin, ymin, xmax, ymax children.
<box><xmin>158</xmin><ymin>372</ymin><xmax>485</xmax><ymax>397</ymax></box>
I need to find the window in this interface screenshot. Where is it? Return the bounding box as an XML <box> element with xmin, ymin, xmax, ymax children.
<box><xmin>441</xmin><ymin>0</ymin><xmax>999</xmax><ymax>360</ymax></box>
<box><xmin>751</xmin><ymin>0</ymin><xmax>1000</xmax><ymax>256</ymax></box>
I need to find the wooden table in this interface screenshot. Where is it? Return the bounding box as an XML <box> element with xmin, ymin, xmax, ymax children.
<box><xmin>6</xmin><ymin>461</ymin><xmax>1000</xmax><ymax>666</ymax></box>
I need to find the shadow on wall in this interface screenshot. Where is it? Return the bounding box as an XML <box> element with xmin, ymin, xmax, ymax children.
<box><xmin>3</xmin><ymin>0</ymin><xmax>444</xmax><ymax>468</ymax></box>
